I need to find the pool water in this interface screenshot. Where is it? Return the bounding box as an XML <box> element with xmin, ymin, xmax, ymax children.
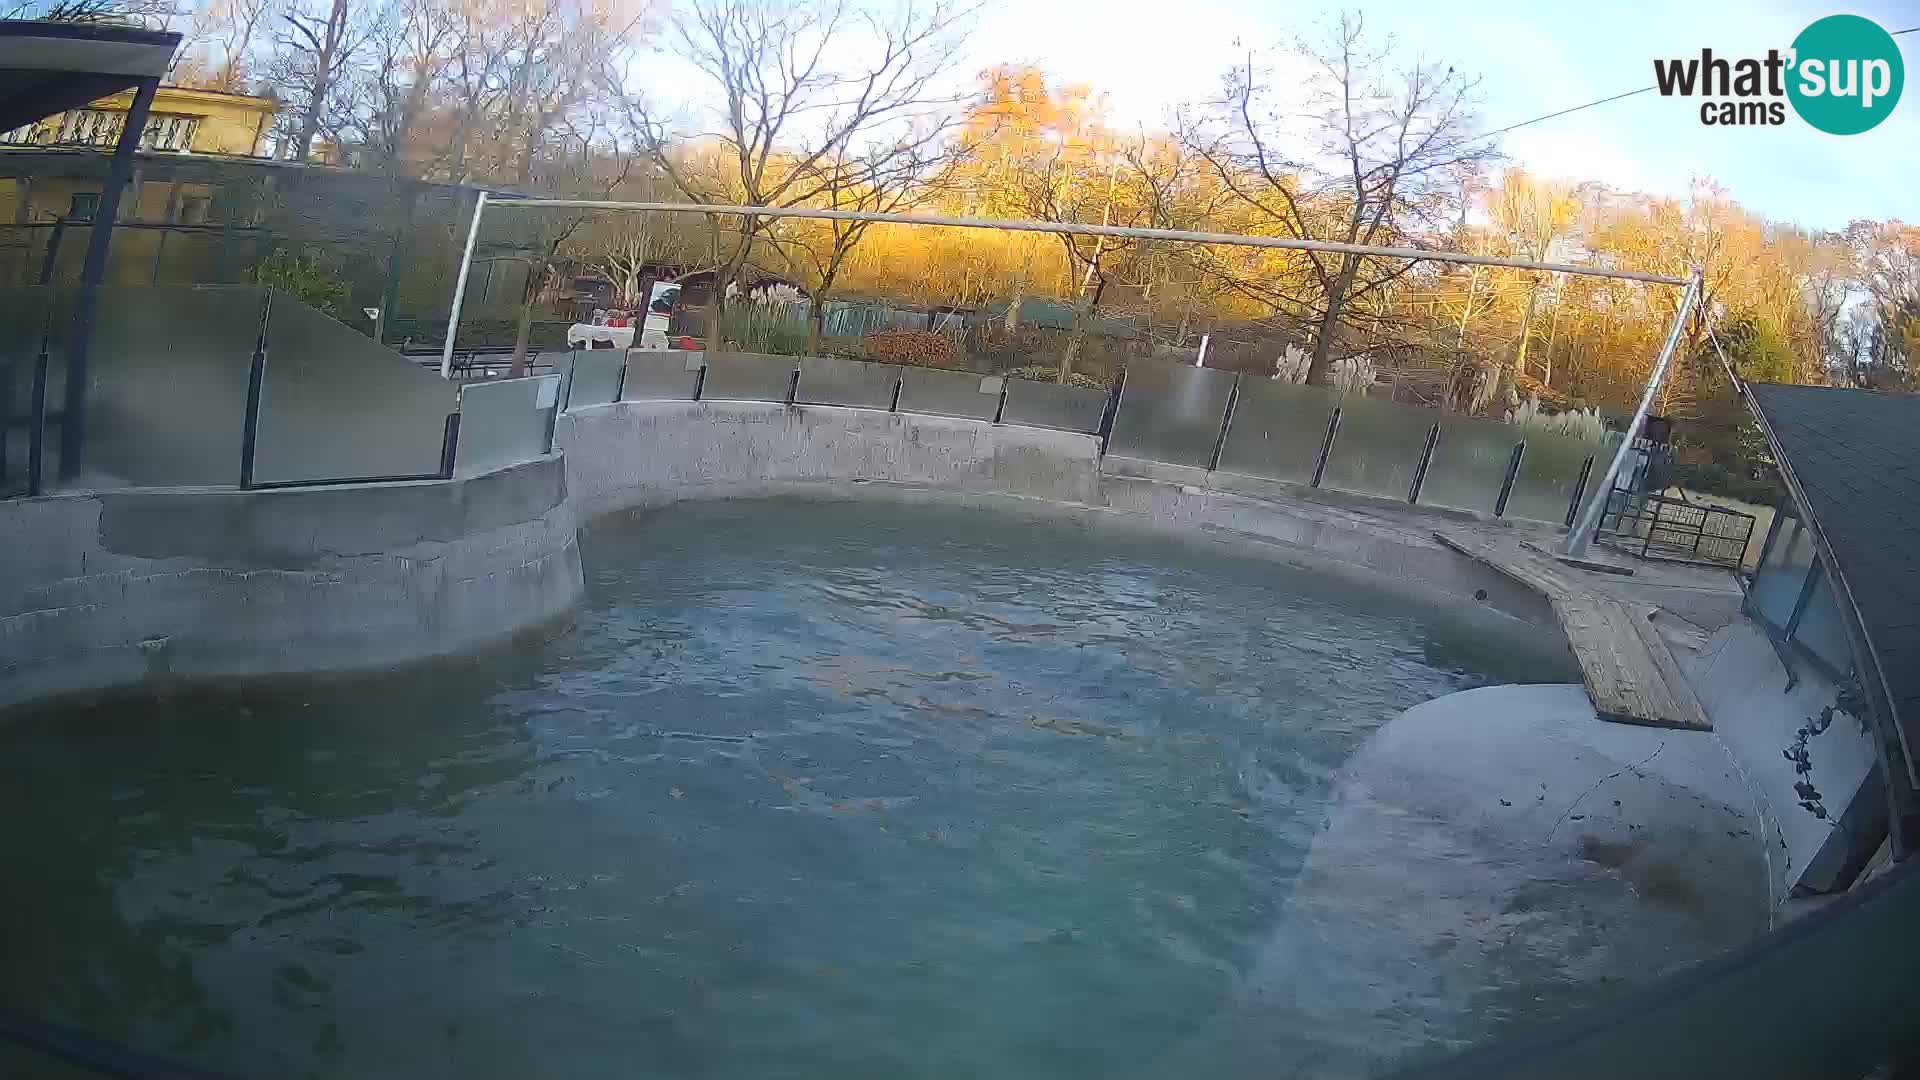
<box><xmin>0</xmin><ymin>498</ymin><xmax>1564</xmax><ymax>1079</ymax></box>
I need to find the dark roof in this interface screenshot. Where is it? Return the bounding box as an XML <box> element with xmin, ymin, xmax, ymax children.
<box><xmin>0</xmin><ymin>20</ymin><xmax>180</xmax><ymax>134</ymax></box>
<box><xmin>1745</xmin><ymin>382</ymin><xmax>1920</xmax><ymax>787</ymax></box>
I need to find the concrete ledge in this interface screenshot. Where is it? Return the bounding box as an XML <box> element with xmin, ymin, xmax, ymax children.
<box><xmin>556</xmin><ymin>399</ymin><xmax>1103</xmax><ymax>518</ymax></box>
<box><xmin>0</xmin><ymin>455</ymin><xmax>583</xmax><ymax>711</ymax></box>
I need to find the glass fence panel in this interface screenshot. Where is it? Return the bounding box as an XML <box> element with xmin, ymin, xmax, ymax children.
<box><xmin>1792</xmin><ymin>567</ymin><xmax>1853</xmax><ymax>674</ymax></box>
<box><xmin>700</xmin><ymin>351</ymin><xmax>796</xmax><ymax>402</ymax></box>
<box><xmin>456</xmin><ymin>375</ymin><xmax>557</xmax><ymax>479</ymax></box>
<box><xmin>1000</xmin><ymin>378</ymin><xmax>1107</xmax><ymax>433</ymax></box>
<box><xmin>1749</xmin><ymin>515</ymin><xmax>1813</xmax><ymax>632</ymax></box>
<box><xmin>1422</xmin><ymin>415</ymin><xmax>1523</xmax><ymax>514</ymax></box>
<box><xmin>897</xmin><ymin>367</ymin><xmax>1002</xmax><ymax>421</ymax></box>
<box><xmin>622</xmin><ymin>351</ymin><xmax>703</xmax><ymax>401</ymax></box>
<box><xmin>0</xmin><ymin>288</ymin><xmax>52</xmax><ymax>494</ymax></box>
<box><xmin>1106</xmin><ymin>361</ymin><xmax>1234</xmax><ymax>464</ymax></box>
<box><xmin>796</xmin><ymin>355</ymin><xmax>899</xmax><ymax>410</ymax></box>
<box><xmin>1214</xmin><ymin>378</ymin><xmax>1338</xmax><ymax>485</ymax></box>
<box><xmin>564</xmin><ymin>349</ymin><xmax>626</xmax><ymax>410</ymax></box>
<box><xmin>253</xmin><ymin>291</ymin><xmax>458</xmax><ymax>485</ymax></box>
<box><xmin>1505</xmin><ymin>432</ymin><xmax>1613</xmax><ymax>524</ymax></box>
<box><xmin>1320</xmin><ymin>394</ymin><xmax>1433</xmax><ymax>500</ymax></box>
<box><xmin>64</xmin><ymin>285</ymin><xmax>264</xmax><ymax>488</ymax></box>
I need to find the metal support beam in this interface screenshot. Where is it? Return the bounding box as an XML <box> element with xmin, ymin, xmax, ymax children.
<box><xmin>440</xmin><ymin>190</ymin><xmax>488</xmax><ymax>379</ymax></box>
<box><xmin>481</xmin><ymin>200</ymin><xmax>1690</xmax><ymax>285</ymax></box>
<box><xmin>1565</xmin><ymin>269</ymin><xmax>1702</xmax><ymax>556</ymax></box>
<box><xmin>59</xmin><ymin>76</ymin><xmax>157</xmax><ymax>483</ymax></box>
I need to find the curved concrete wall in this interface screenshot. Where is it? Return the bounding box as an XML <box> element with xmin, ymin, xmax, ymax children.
<box><xmin>0</xmin><ymin>456</ymin><xmax>582</xmax><ymax>710</ymax></box>
<box><xmin>554</xmin><ymin>399</ymin><xmax>1103</xmax><ymax>518</ymax></box>
<box><xmin>2</xmin><ymin>398</ymin><xmax>1570</xmax><ymax>710</ymax></box>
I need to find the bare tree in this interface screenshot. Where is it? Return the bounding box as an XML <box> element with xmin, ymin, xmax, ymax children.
<box><xmin>1187</xmin><ymin>12</ymin><xmax>1489</xmax><ymax>386</ymax></box>
<box><xmin>624</xmin><ymin>0</ymin><xmax>977</xmax><ymax>320</ymax></box>
<box><xmin>270</xmin><ymin>0</ymin><xmax>369</xmax><ymax>161</ymax></box>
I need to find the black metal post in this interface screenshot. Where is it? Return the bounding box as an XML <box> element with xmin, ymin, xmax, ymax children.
<box><xmin>1096</xmin><ymin>368</ymin><xmax>1126</xmax><ymax>453</ymax></box>
<box><xmin>59</xmin><ymin>77</ymin><xmax>158</xmax><ymax>482</ymax></box>
<box><xmin>1310</xmin><ymin>407</ymin><xmax>1342</xmax><ymax>488</ymax></box>
<box><xmin>27</xmin><ymin>335</ymin><xmax>50</xmax><ymax>496</ymax></box>
<box><xmin>440</xmin><ymin>412</ymin><xmax>462</xmax><ymax>477</ymax></box>
<box><xmin>38</xmin><ymin>217</ymin><xmax>66</xmax><ymax>285</ymax></box>
<box><xmin>1205</xmin><ymin>374</ymin><xmax>1242</xmax><ymax>473</ymax></box>
<box><xmin>1408</xmin><ymin>422</ymin><xmax>1440</xmax><ymax>503</ymax></box>
<box><xmin>1493</xmin><ymin>441</ymin><xmax>1526</xmax><ymax>518</ymax></box>
<box><xmin>888</xmin><ymin>371</ymin><xmax>902</xmax><ymax>413</ymax></box>
<box><xmin>992</xmin><ymin>378</ymin><xmax>1009</xmax><ymax>424</ymax></box>
<box><xmin>1564</xmin><ymin>456</ymin><xmax>1595</xmax><ymax>528</ymax></box>
<box><xmin>613</xmin><ymin>353</ymin><xmax>628</xmax><ymax>403</ymax></box>
<box><xmin>237</xmin><ymin>299</ymin><xmax>270</xmax><ymax>489</ymax></box>
<box><xmin>692</xmin><ymin>363</ymin><xmax>708</xmax><ymax>401</ymax></box>
<box><xmin>784</xmin><ymin>366</ymin><xmax>800</xmax><ymax>405</ymax></box>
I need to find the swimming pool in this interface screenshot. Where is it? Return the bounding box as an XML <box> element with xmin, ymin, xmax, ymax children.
<box><xmin>0</xmin><ymin>497</ymin><xmax>1576</xmax><ymax>1078</ymax></box>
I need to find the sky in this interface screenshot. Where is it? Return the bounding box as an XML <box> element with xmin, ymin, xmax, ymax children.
<box><xmin>963</xmin><ymin>0</ymin><xmax>1920</xmax><ymax>231</ymax></box>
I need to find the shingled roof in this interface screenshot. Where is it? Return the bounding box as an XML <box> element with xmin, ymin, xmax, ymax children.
<box><xmin>1745</xmin><ymin>382</ymin><xmax>1920</xmax><ymax>792</ymax></box>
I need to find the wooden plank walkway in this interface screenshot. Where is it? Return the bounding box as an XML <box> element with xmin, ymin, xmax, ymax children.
<box><xmin>1434</xmin><ymin>531</ymin><xmax>1711</xmax><ymax>731</ymax></box>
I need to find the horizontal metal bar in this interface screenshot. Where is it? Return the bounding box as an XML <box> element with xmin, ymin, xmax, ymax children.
<box><xmin>484</xmin><ymin>200</ymin><xmax>1690</xmax><ymax>285</ymax></box>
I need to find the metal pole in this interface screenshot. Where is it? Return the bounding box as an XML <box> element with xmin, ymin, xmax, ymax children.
<box><xmin>1494</xmin><ymin>442</ymin><xmax>1526</xmax><ymax>518</ymax></box>
<box><xmin>61</xmin><ymin>77</ymin><xmax>157</xmax><ymax>482</ymax></box>
<box><xmin>1195</xmin><ymin>333</ymin><xmax>1210</xmax><ymax>367</ymax></box>
<box><xmin>1564</xmin><ymin>269</ymin><xmax>1702</xmax><ymax>557</ymax></box>
<box><xmin>485</xmin><ymin>200</ymin><xmax>1690</xmax><ymax>286</ymax></box>
<box><xmin>440</xmin><ymin>190</ymin><xmax>488</xmax><ymax>379</ymax></box>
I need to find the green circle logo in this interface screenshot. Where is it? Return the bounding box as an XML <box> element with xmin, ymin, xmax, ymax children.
<box><xmin>1787</xmin><ymin>15</ymin><xmax>1904</xmax><ymax>134</ymax></box>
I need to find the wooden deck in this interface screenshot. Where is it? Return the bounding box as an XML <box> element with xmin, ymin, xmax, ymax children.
<box><xmin>1434</xmin><ymin>532</ymin><xmax>1712</xmax><ymax>731</ymax></box>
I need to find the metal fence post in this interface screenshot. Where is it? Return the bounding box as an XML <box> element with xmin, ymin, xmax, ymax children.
<box><xmin>784</xmin><ymin>365</ymin><xmax>800</xmax><ymax>406</ymax></box>
<box><xmin>237</xmin><ymin>293</ymin><xmax>271</xmax><ymax>489</ymax></box>
<box><xmin>1096</xmin><ymin>368</ymin><xmax>1126</xmax><ymax>453</ymax></box>
<box><xmin>1564</xmin><ymin>456</ymin><xmax>1595</xmax><ymax>528</ymax></box>
<box><xmin>1494</xmin><ymin>441</ymin><xmax>1526</xmax><ymax>518</ymax></box>
<box><xmin>992</xmin><ymin>379</ymin><xmax>1009</xmax><ymax>424</ymax></box>
<box><xmin>888</xmin><ymin>371</ymin><xmax>903</xmax><ymax>412</ymax></box>
<box><xmin>1205</xmin><ymin>374</ymin><xmax>1241</xmax><ymax>473</ymax></box>
<box><xmin>1311</xmin><ymin>407</ymin><xmax>1342</xmax><ymax>488</ymax></box>
<box><xmin>1408</xmin><ymin>422</ymin><xmax>1440</xmax><ymax>503</ymax></box>
<box><xmin>439</xmin><ymin>412</ymin><xmax>462</xmax><ymax>478</ymax></box>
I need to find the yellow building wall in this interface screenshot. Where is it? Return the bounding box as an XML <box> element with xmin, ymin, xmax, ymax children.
<box><xmin>86</xmin><ymin>86</ymin><xmax>275</xmax><ymax>156</ymax></box>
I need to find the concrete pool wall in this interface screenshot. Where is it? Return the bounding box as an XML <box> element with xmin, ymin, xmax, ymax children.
<box><xmin>1</xmin><ymin>397</ymin><xmax>1567</xmax><ymax>711</ymax></box>
<box><xmin>0</xmin><ymin>455</ymin><xmax>581</xmax><ymax>711</ymax></box>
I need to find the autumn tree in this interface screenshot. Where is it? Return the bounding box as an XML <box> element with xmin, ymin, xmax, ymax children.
<box><xmin>624</xmin><ymin>0</ymin><xmax>976</xmax><ymax>320</ymax></box>
<box><xmin>1188</xmin><ymin>12</ymin><xmax>1489</xmax><ymax>386</ymax></box>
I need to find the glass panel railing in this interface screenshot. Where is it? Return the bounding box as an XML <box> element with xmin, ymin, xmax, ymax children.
<box><xmin>1504</xmin><ymin>432</ymin><xmax>1614</xmax><ymax>525</ymax></box>
<box><xmin>795</xmin><ymin>355</ymin><xmax>899</xmax><ymax>410</ymax></box>
<box><xmin>1214</xmin><ymin>378</ymin><xmax>1339</xmax><ymax>485</ymax></box>
<box><xmin>252</xmin><ymin>291</ymin><xmax>458</xmax><ymax>486</ymax></box>
<box><xmin>564</xmin><ymin>349</ymin><xmax>626</xmax><ymax>411</ymax></box>
<box><xmin>61</xmin><ymin>285</ymin><xmax>264</xmax><ymax>488</ymax></box>
<box><xmin>622</xmin><ymin>351</ymin><xmax>703</xmax><ymax>401</ymax></box>
<box><xmin>1791</xmin><ymin>566</ymin><xmax>1853</xmax><ymax>674</ymax></box>
<box><xmin>455</xmin><ymin>374</ymin><xmax>558</xmax><ymax>479</ymax></box>
<box><xmin>1106</xmin><ymin>361</ymin><xmax>1234</xmax><ymax>464</ymax></box>
<box><xmin>1421</xmin><ymin>415</ymin><xmax>1523</xmax><ymax>515</ymax></box>
<box><xmin>1750</xmin><ymin>515</ymin><xmax>1813</xmax><ymax>632</ymax></box>
<box><xmin>1000</xmin><ymin>378</ymin><xmax>1107</xmax><ymax>433</ymax></box>
<box><xmin>700</xmin><ymin>351</ymin><xmax>796</xmax><ymax>402</ymax></box>
<box><xmin>1320</xmin><ymin>394</ymin><xmax>1432</xmax><ymax>500</ymax></box>
<box><xmin>897</xmin><ymin>368</ymin><xmax>1002</xmax><ymax>421</ymax></box>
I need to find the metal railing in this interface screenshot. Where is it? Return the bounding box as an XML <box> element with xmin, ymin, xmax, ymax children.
<box><xmin>1599</xmin><ymin>490</ymin><xmax>1758</xmax><ymax>569</ymax></box>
